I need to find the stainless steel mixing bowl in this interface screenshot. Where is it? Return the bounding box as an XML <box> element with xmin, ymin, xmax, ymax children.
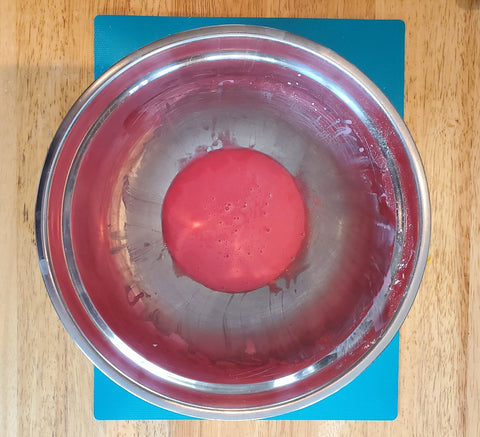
<box><xmin>35</xmin><ymin>25</ymin><xmax>430</xmax><ymax>419</ymax></box>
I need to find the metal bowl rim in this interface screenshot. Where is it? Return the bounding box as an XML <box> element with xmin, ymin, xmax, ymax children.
<box><xmin>35</xmin><ymin>24</ymin><xmax>431</xmax><ymax>420</ymax></box>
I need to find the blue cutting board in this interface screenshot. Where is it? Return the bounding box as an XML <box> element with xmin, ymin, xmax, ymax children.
<box><xmin>93</xmin><ymin>15</ymin><xmax>405</xmax><ymax>421</ymax></box>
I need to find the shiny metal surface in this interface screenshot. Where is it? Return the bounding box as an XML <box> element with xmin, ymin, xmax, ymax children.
<box><xmin>35</xmin><ymin>25</ymin><xmax>430</xmax><ymax>419</ymax></box>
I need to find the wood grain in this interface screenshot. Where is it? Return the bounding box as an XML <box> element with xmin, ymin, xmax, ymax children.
<box><xmin>466</xmin><ymin>4</ymin><xmax>480</xmax><ymax>437</ymax></box>
<box><xmin>0</xmin><ymin>0</ymin><xmax>18</xmax><ymax>436</ymax></box>
<box><xmin>3</xmin><ymin>0</ymin><xmax>479</xmax><ymax>435</ymax></box>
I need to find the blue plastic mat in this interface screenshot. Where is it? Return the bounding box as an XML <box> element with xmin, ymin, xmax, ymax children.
<box><xmin>93</xmin><ymin>15</ymin><xmax>404</xmax><ymax>421</ymax></box>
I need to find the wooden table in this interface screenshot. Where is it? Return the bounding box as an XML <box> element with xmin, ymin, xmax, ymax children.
<box><xmin>1</xmin><ymin>0</ymin><xmax>479</xmax><ymax>435</ymax></box>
